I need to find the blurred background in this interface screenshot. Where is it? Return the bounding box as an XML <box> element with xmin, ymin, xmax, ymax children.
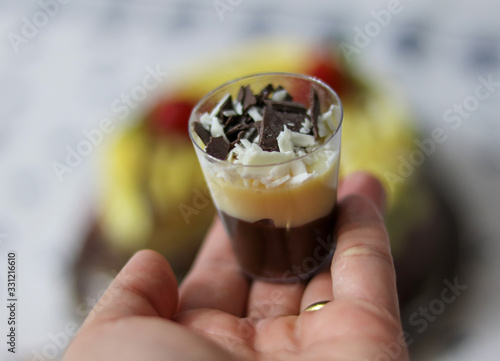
<box><xmin>1</xmin><ymin>0</ymin><xmax>499</xmax><ymax>360</ymax></box>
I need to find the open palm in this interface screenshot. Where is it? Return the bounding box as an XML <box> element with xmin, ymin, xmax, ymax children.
<box><xmin>64</xmin><ymin>173</ymin><xmax>409</xmax><ymax>361</ymax></box>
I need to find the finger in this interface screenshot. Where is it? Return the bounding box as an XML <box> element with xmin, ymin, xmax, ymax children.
<box><xmin>83</xmin><ymin>250</ymin><xmax>178</xmax><ymax>327</ymax></box>
<box><xmin>300</xmin><ymin>172</ymin><xmax>386</xmax><ymax>311</ymax></box>
<box><xmin>247</xmin><ymin>281</ymin><xmax>305</xmax><ymax>318</ymax></box>
<box><xmin>331</xmin><ymin>172</ymin><xmax>399</xmax><ymax>318</ymax></box>
<box><xmin>338</xmin><ymin>171</ymin><xmax>386</xmax><ymax>215</ymax></box>
<box><xmin>179</xmin><ymin>217</ymin><xmax>250</xmax><ymax>317</ymax></box>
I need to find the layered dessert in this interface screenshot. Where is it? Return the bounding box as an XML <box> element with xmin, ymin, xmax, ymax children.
<box><xmin>77</xmin><ymin>41</ymin><xmax>459</xmax><ymax>330</ymax></box>
<box><xmin>190</xmin><ymin>74</ymin><xmax>342</xmax><ymax>281</ymax></box>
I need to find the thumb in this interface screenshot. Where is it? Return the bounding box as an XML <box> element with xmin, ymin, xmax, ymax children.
<box><xmin>82</xmin><ymin>250</ymin><xmax>178</xmax><ymax>327</ymax></box>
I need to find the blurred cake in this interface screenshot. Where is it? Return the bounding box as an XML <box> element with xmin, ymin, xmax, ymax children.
<box><xmin>75</xmin><ymin>39</ymin><xmax>459</xmax><ymax>317</ymax></box>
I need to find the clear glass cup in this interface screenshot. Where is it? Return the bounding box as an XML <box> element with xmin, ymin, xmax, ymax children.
<box><xmin>189</xmin><ymin>73</ymin><xmax>343</xmax><ymax>282</ymax></box>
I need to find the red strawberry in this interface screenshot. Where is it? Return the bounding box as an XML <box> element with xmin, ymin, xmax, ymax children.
<box><xmin>148</xmin><ymin>98</ymin><xmax>195</xmax><ymax>138</ymax></box>
<box><xmin>307</xmin><ymin>52</ymin><xmax>347</xmax><ymax>96</ymax></box>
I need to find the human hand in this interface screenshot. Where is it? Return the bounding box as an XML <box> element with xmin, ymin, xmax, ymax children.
<box><xmin>64</xmin><ymin>172</ymin><xmax>409</xmax><ymax>361</ymax></box>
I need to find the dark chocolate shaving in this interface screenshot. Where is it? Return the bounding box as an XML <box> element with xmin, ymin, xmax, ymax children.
<box><xmin>245</xmin><ymin>126</ymin><xmax>259</xmax><ymax>143</ymax></box>
<box><xmin>280</xmin><ymin>113</ymin><xmax>306</xmax><ymax>132</ymax></box>
<box><xmin>254</xmin><ymin>121</ymin><xmax>263</xmax><ymax>139</ymax></box>
<box><xmin>242</xmin><ymin>86</ymin><xmax>257</xmax><ymax>111</ymax></box>
<box><xmin>237</xmin><ymin>86</ymin><xmax>246</xmax><ymax>103</ymax></box>
<box><xmin>206</xmin><ymin>136</ymin><xmax>230</xmax><ymax>160</ymax></box>
<box><xmin>230</xmin><ymin>131</ymin><xmax>246</xmax><ymax>149</ymax></box>
<box><xmin>241</xmin><ymin>114</ymin><xmax>253</xmax><ymax>124</ymax></box>
<box><xmin>224</xmin><ymin>115</ymin><xmax>239</xmax><ymax>131</ymax></box>
<box><xmin>226</xmin><ymin>122</ymin><xmax>250</xmax><ymax>138</ymax></box>
<box><xmin>194</xmin><ymin>122</ymin><xmax>211</xmax><ymax>145</ymax></box>
<box><xmin>236</xmin><ymin>85</ymin><xmax>258</xmax><ymax>112</ymax></box>
<box><xmin>263</xmin><ymin>100</ymin><xmax>307</xmax><ymax>114</ymax></box>
<box><xmin>218</xmin><ymin>95</ymin><xmax>234</xmax><ymax>117</ymax></box>
<box><xmin>257</xmin><ymin>84</ymin><xmax>275</xmax><ymax>103</ymax></box>
<box><xmin>310</xmin><ymin>87</ymin><xmax>320</xmax><ymax>139</ymax></box>
<box><xmin>259</xmin><ymin>107</ymin><xmax>285</xmax><ymax>152</ymax></box>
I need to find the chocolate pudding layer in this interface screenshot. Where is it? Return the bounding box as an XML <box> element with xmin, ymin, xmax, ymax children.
<box><xmin>220</xmin><ymin>208</ymin><xmax>336</xmax><ymax>281</ymax></box>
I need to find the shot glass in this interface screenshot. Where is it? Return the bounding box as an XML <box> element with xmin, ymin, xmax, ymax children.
<box><xmin>189</xmin><ymin>73</ymin><xmax>343</xmax><ymax>282</ymax></box>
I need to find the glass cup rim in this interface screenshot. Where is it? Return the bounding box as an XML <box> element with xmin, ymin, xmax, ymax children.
<box><xmin>188</xmin><ymin>72</ymin><xmax>343</xmax><ymax>168</ymax></box>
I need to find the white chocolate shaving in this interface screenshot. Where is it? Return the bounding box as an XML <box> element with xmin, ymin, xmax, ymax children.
<box><xmin>331</xmin><ymin>104</ymin><xmax>342</xmax><ymax>131</ymax></box>
<box><xmin>210</xmin><ymin>117</ymin><xmax>228</xmax><ymax>142</ymax></box>
<box><xmin>290</xmin><ymin>160</ymin><xmax>307</xmax><ymax>177</ymax></box>
<box><xmin>265</xmin><ymin>175</ymin><xmax>291</xmax><ymax>188</ymax></box>
<box><xmin>271</xmin><ymin>89</ymin><xmax>288</xmax><ymax>101</ymax></box>
<box><xmin>299</xmin><ymin>118</ymin><xmax>312</xmax><ymax>134</ymax></box>
<box><xmin>248</xmin><ymin>106</ymin><xmax>263</xmax><ymax>122</ymax></box>
<box><xmin>216</xmin><ymin>170</ymin><xmax>231</xmax><ymax>182</ymax></box>
<box><xmin>289</xmin><ymin>173</ymin><xmax>311</xmax><ymax>185</ymax></box>
<box><xmin>318</xmin><ymin>104</ymin><xmax>337</xmax><ymax>133</ymax></box>
<box><xmin>239</xmin><ymin>150</ymin><xmax>294</xmax><ymax>166</ymax></box>
<box><xmin>222</xmin><ymin>109</ymin><xmax>237</xmax><ymax>117</ymax></box>
<box><xmin>200</xmin><ymin>113</ymin><xmax>213</xmax><ymax>130</ymax></box>
<box><xmin>234</xmin><ymin>101</ymin><xmax>243</xmax><ymax>115</ymax></box>
<box><xmin>210</xmin><ymin>93</ymin><xmax>230</xmax><ymax>117</ymax></box>
<box><xmin>317</xmin><ymin>119</ymin><xmax>328</xmax><ymax>138</ymax></box>
<box><xmin>290</xmin><ymin>131</ymin><xmax>315</xmax><ymax>148</ymax></box>
<box><xmin>277</xmin><ymin>127</ymin><xmax>294</xmax><ymax>153</ymax></box>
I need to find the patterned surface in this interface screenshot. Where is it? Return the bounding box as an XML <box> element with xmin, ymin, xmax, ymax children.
<box><xmin>0</xmin><ymin>0</ymin><xmax>499</xmax><ymax>359</ymax></box>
